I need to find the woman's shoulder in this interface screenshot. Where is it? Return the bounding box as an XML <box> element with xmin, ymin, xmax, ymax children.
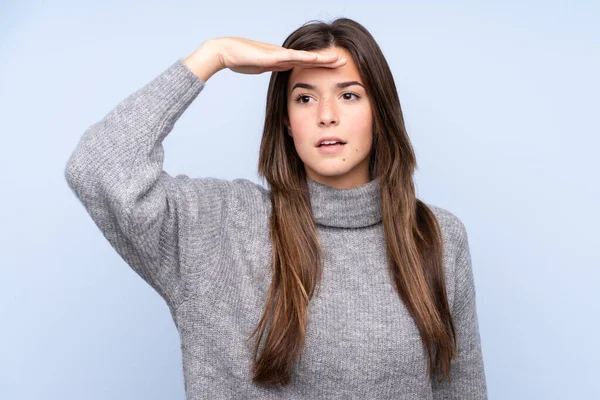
<box><xmin>422</xmin><ymin>202</ymin><xmax>475</xmax><ymax>309</ymax></box>
<box><xmin>181</xmin><ymin>175</ymin><xmax>268</xmax><ymax>196</ymax></box>
<box><xmin>422</xmin><ymin>201</ymin><xmax>468</xmax><ymax>254</ymax></box>
<box><xmin>182</xmin><ymin>176</ymin><xmax>272</xmax><ymax>215</ymax></box>
<box><xmin>230</xmin><ymin>177</ymin><xmax>271</xmax><ymax>201</ymax></box>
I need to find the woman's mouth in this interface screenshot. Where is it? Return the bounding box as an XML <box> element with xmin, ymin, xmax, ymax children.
<box><xmin>317</xmin><ymin>142</ymin><xmax>346</xmax><ymax>153</ymax></box>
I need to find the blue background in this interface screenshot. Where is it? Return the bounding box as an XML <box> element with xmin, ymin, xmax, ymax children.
<box><xmin>1</xmin><ymin>1</ymin><xmax>598</xmax><ymax>399</ymax></box>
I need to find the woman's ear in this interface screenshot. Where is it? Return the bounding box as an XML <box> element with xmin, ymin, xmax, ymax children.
<box><xmin>284</xmin><ymin>117</ymin><xmax>293</xmax><ymax>137</ymax></box>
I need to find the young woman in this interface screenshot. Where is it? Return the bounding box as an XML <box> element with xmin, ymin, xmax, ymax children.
<box><xmin>65</xmin><ymin>18</ymin><xmax>487</xmax><ymax>399</ymax></box>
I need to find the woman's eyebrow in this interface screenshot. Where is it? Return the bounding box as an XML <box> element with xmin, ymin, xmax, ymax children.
<box><xmin>290</xmin><ymin>81</ymin><xmax>364</xmax><ymax>92</ymax></box>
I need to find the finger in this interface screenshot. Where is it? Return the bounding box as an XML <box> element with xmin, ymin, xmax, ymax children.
<box><xmin>283</xmin><ymin>49</ymin><xmax>340</xmax><ymax>63</ymax></box>
<box><xmin>278</xmin><ymin>58</ymin><xmax>347</xmax><ymax>68</ymax></box>
<box><xmin>277</xmin><ymin>55</ymin><xmax>346</xmax><ymax>65</ymax></box>
<box><xmin>267</xmin><ymin>58</ymin><xmax>346</xmax><ymax>72</ymax></box>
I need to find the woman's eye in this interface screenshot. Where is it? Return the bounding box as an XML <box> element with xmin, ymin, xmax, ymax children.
<box><xmin>296</xmin><ymin>95</ymin><xmax>311</xmax><ymax>104</ymax></box>
<box><xmin>294</xmin><ymin>92</ymin><xmax>360</xmax><ymax>104</ymax></box>
<box><xmin>342</xmin><ymin>92</ymin><xmax>360</xmax><ymax>100</ymax></box>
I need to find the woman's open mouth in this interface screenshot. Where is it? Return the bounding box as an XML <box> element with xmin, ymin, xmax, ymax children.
<box><xmin>317</xmin><ymin>142</ymin><xmax>346</xmax><ymax>153</ymax></box>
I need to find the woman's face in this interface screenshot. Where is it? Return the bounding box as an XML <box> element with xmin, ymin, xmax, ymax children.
<box><xmin>285</xmin><ymin>47</ymin><xmax>373</xmax><ymax>189</ymax></box>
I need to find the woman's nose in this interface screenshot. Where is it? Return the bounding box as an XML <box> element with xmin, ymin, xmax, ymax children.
<box><xmin>318</xmin><ymin>100</ymin><xmax>339</xmax><ymax>126</ymax></box>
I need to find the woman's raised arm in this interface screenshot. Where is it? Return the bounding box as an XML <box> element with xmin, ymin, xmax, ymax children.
<box><xmin>64</xmin><ymin>38</ymin><xmax>344</xmax><ymax>312</ymax></box>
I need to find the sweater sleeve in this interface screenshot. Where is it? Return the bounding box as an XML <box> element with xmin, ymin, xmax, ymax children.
<box><xmin>64</xmin><ymin>58</ymin><xmax>228</xmax><ymax>312</ymax></box>
<box><xmin>431</xmin><ymin>219</ymin><xmax>488</xmax><ymax>399</ymax></box>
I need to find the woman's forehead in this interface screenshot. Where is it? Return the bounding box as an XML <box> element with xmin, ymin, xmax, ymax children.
<box><xmin>288</xmin><ymin>56</ymin><xmax>362</xmax><ymax>91</ymax></box>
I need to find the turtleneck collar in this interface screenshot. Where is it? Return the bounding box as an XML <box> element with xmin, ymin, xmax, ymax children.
<box><xmin>307</xmin><ymin>177</ymin><xmax>382</xmax><ymax>228</ymax></box>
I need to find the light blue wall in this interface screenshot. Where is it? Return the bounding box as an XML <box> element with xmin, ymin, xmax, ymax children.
<box><xmin>2</xmin><ymin>1</ymin><xmax>598</xmax><ymax>399</ymax></box>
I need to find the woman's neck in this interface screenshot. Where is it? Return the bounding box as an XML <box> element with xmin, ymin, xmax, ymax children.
<box><xmin>307</xmin><ymin>177</ymin><xmax>382</xmax><ymax>228</ymax></box>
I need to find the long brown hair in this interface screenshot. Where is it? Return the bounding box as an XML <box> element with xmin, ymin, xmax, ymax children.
<box><xmin>252</xmin><ymin>17</ymin><xmax>456</xmax><ymax>386</ymax></box>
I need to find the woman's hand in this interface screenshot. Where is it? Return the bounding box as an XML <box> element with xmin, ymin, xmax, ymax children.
<box><xmin>184</xmin><ymin>37</ymin><xmax>347</xmax><ymax>81</ymax></box>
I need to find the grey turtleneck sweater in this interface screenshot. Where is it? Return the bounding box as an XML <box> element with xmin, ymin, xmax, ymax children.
<box><xmin>64</xmin><ymin>58</ymin><xmax>488</xmax><ymax>399</ymax></box>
